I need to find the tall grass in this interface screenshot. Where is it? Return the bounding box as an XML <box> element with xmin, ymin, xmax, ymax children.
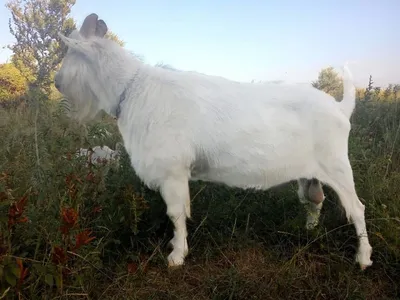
<box><xmin>0</xmin><ymin>96</ymin><xmax>399</xmax><ymax>299</ymax></box>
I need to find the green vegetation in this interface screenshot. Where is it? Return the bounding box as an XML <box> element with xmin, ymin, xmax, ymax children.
<box><xmin>1</xmin><ymin>87</ymin><xmax>399</xmax><ymax>299</ymax></box>
<box><xmin>0</xmin><ymin>0</ymin><xmax>399</xmax><ymax>299</ymax></box>
<box><xmin>0</xmin><ymin>63</ymin><xmax>27</xmax><ymax>106</ymax></box>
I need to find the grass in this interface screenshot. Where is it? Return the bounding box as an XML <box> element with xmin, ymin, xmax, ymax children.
<box><xmin>0</xmin><ymin>96</ymin><xmax>399</xmax><ymax>299</ymax></box>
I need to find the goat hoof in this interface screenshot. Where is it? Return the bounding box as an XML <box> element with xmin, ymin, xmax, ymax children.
<box><xmin>360</xmin><ymin>263</ymin><xmax>371</xmax><ymax>271</ymax></box>
<box><xmin>168</xmin><ymin>259</ymin><xmax>184</xmax><ymax>269</ymax></box>
<box><xmin>356</xmin><ymin>247</ymin><xmax>373</xmax><ymax>270</ymax></box>
<box><xmin>167</xmin><ymin>250</ymin><xmax>185</xmax><ymax>268</ymax></box>
<box><xmin>357</xmin><ymin>257</ymin><xmax>373</xmax><ymax>271</ymax></box>
<box><xmin>168</xmin><ymin>263</ymin><xmax>184</xmax><ymax>270</ymax></box>
<box><xmin>359</xmin><ymin>259</ymin><xmax>373</xmax><ymax>271</ymax></box>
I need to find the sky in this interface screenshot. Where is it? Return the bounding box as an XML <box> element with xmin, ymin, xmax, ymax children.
<box><xmin>1</xmin><ymin>0</ymin><xmax>399</xmax><ymax>87</ymax></box>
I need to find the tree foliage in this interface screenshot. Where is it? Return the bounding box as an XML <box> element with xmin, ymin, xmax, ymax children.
<box><xmin>311</xmin><ymin>66</ymin><xmax>344</xmax><ymax>101</ymax></box>
<box><xmin>0</xmin><ymin>63</ymin><xmax>27</xmax><ymax>103</ymax></box>
<box><xmin>10</xmin><ymin>54</ymin><xmax>35</xmax><ymax>83</ymax></box>
<box><xmin>6</xmin><ymin>0</ymin><xmax>76</xmax><ymax>94</ymax></box>
<box><xmin>6</xmin><ymin>0</ymin><xmax>126</xmax><ymax>98</ymax></box>
<box><xmin>105</xmin><ymin>31</ymin><xmax>125</xmax><ymax>47</ymax></box>
<box><xmin>365</xmin><ymin>75</ymin><xmax>374</xmax><ymax>101</ymax></box>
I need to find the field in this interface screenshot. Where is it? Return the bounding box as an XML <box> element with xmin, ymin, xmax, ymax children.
<box><xmin>0</xmin><ymin>96</ymin><xmax>399</xmax><ymax>299</ymax></box>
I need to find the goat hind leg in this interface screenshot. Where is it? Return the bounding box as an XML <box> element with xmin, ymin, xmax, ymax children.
<box><xmin>320</xmin><ymin>160</ymin><xmax>373</xmax><ymax>270</ymax></box>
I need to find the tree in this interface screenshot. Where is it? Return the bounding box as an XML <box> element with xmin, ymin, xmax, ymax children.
<box><xmin>383</xmin><ymin>84</ymin><xmax>393</xmax><ymax>100</ymax></box>
<box><xmin>364</xmin><ymin>75</ymin><xmax>374</xmax><ymax>101</ymax></box>
<box><xmin>356</xmin><ymin>88</ymin><xmax>366</xmax><ymax>101</ymax></box>
<box><xmin>373</xmin><ymin>87</ymin><xmax>382</xmax><ymax>101</ymax></box>
<box><xmin>6</xmin><ymin>0</ymin><xmax>76</xmax><ymax>94</ymax></box>
<box><xmin>393</xmin><ymin>84</ymin><xmax>400</xmax><ymax>100</ymax></box>
<box><xmin>312</xmin><ymin>67</ymin><xmax>344</xmax><ymax>101</ymax></box>
<box><xmin>10</xmin><ymin>54</ymin><xmax>35</xmax><ymax>83</ymax></box>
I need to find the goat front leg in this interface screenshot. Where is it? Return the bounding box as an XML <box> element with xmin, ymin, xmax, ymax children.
<box><xmin>160</xmin><ymin>176</ymin><xmax>190</xmax><ymax>267</ymax></box>
<box><xmin>297</xmin><ymin>178</ymin><xmax>325</xmax><ymax>229</ymax></box>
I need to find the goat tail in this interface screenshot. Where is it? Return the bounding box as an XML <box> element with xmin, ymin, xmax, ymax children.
<box><xmin>339</xmin><ymin>62</ymin><xmax>356</xmax><ymax>119</ymax></box>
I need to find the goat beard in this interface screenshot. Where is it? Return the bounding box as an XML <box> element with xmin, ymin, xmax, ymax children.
<box><xmin>66</xmin><ymin>96</ymin><xmax>100</xmax><ymax>123</ymax></box>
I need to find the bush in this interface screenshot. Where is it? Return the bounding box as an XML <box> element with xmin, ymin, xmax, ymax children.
<box><xmin>0</xmin><ymin>63</ymin><xmax>27</xmax><ymax>107</ymax></box>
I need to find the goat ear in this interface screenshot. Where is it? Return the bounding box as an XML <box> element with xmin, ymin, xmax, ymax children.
<box><xmin>58</xmin><ymin>33</ymin><xmax>92</xmax><ymax>54</ymax></box>
<box><xmin>80</xmin><ymin>13</ymin><xmax>99</xmax><ymax>38</ymax></box>
<box><xmin>95</xmin><ymin>19</ymin><xmax>108</xmax><ymax>37</ymax></box>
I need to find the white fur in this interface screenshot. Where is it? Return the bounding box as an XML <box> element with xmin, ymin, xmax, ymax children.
<box><xmin>55</xmin><ymin>18</ymin><xmax>372</xmax><ymax>270</ymax></box>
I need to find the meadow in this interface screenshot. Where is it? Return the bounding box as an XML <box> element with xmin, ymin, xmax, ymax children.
<box><xmin>0</xmin><ymin>94</ymin><xmax>399</xmax><ymax>299</ymax></box>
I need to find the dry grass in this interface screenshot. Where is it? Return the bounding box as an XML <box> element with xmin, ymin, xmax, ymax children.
<box><xmin>84</xmin><ymin>245</ymin><xmax>397</xmax><ymax>300</ymax></box>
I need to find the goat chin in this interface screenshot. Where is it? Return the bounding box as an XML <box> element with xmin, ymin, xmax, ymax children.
<box><xmin>55</xmin><ymin>13</ymin><xmax>372</xmax><ymax>271</ymax></box>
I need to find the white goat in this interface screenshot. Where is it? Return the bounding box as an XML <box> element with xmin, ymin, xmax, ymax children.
<box><xmin>54</xmin><ymin>13</ymin><xmax>373</xmax><ymax>270</ymax></box>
